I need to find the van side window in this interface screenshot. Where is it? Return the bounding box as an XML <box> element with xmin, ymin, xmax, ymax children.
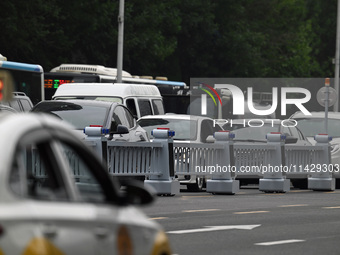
<box><xmin>20</xmin><ymin>99</ymin><xmax>33</xmax><ymax>111</ymax></box>
<box><xmin>152</xmin><ymin>99</ymin><xmax>165</xmax><ymax>115</ymax></box>
<box><xmin>126</xmin><ymin>99</ymin><xmax>137</xmax><ymax>117</ymax></box>
<box><xmin>9</xmin><ymin>100</ymin><xmax>21</xmax><ymax>112</ymax></box>
<box><xmin>138</xmin><ymin>99</ymin><xmax>152</xmax><ymax>117</ymax></box>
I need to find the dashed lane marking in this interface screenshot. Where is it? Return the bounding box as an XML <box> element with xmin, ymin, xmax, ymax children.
<box><xmin>278</xmin><ymin>204</ymin><xmax>308</xmax><ymax>207</ymax></box>
<box><xmin>255</xmin><ymin>239</ymin><xmax>305</xmax><ymax>246</ymax></box>
<box><xmin>149</xmin><ymin>217</ymin><xmax>169</xmax><ymax>220</ymax></box>
<box><xmin>234</xmin><ymin>211</ymin><xmax>269</xmax><ymax>215</ymax></box>
<box><xmin>323</xmin><ymin>206</ymin><xmax>340</xmax><ymax>209</ymax></box>
<box><xmin>183</xmin><ymin>209</ymin><xmax>221</xmax><ymax>213</ymax></box>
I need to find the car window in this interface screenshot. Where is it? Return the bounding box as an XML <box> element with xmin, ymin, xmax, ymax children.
<box><xmin>19</xmin><ymin>99</ymin><xmax>32</xmax><ymax>111</ymax></box>
<box><xmin>152</xmin><ymin>99</ymin><xmax>165</xmax><ymax>115</ymax></box>
<box><xmin>200</xmin><ymin>119</ymin><xmax>216</xmax><ymax>143</ymax></box>
<box><xmin>289</xmin><ymin>126</ymin><xmax>300</xmax><ymax>139</ymax></box>
<box><xmin>59</xmin><ymin>142</ymin><xmax>107</xmax><ymax>203</ymax></box>
<box><xmin>126</xmin><ymin>98</ymin><xmax>138</xmax><ymax>117</ymax></box>
<box><xmin>33</xmin><ymin>102</ymin><xmax>109</xmax><ymax>129</ymax></box>
<box><xmin>281</xmin><ymin>126</ymin><xmax>292</xmax><ymax>136</ymax></box>
<box><xmin>295</xmin><ymin>118</ymin><xmax>340</xmax><ymax>137</ymax></box>
<box><xmin>9</xmin><ymin>131</ymin><xmax>69</xmax><ymax>201</ymax></box>
<box><xmin>112</xmin><ymin>105</ymin><xmax>133</xmax><ymax>129</ymax></box>
<box><xmin>138</xmin><ymin>118</ymin><xmax>198</xmax><ymax>141</ymax></box>
<box><xmin>138</xmin><ymin>99</ymin><xmax>152</xmax><ymax>117</ymax></box>
<box><xmin>232</xmin><ymin>124</ymin><xmax>279</xmax><ymax>141</ymax></box>
<box><xmin>9</xmin><ymin>100</ymin><xmax>21</xmax><ymax>111</ymax></box>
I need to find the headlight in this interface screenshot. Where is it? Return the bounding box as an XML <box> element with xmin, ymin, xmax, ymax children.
<box><xmin>150</xmin><ymin>231</ymin><xmax>172</xmax><ymax>255</ymax></box>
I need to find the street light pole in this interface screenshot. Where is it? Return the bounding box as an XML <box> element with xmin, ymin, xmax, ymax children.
<box><xmin>117</xmin><ymin>0</ymin><xmax>125</xmax><ymax>83</ymax></box>
<box><xmin>334</xmin><ymin>0</ymin><xmax>340</xmax><ymax>112</ymax></box>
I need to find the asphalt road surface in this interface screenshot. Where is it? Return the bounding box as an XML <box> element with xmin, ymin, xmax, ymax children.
<box><xmin>142</xmin><ymin>186</ymin><xmax>340</xmax><ymax>255</ymax></box>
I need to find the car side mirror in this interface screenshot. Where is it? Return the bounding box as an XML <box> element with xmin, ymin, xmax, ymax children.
<box><xmin>118</xmin><ymin>179</ymin><xmax>155</xmax><ymax>205</ymax></box>
<box><xmin>110</xmin><ymin>124</ymin><xmax>129</xmax><ymax>135</ymax></box>
<box><xmin>206</xmin><ymin>135</ymin><xmax>215</xmax><ymax>143</ymax></box>
<box><xmin>116</xmin><ymin>125</ymin><xmax>129</xmax><ymax>134</ymax></box>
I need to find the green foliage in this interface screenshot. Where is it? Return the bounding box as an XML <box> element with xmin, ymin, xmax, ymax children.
<box><xmin>0</xmin><ymin>0</ymin><xmax>337</xmax><ymax>81</ymax></box>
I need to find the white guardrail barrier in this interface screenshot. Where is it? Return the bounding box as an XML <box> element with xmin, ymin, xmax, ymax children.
<box><xmin>30</xmin><ymin>127</ymin><xmax>335</xmax><ymax>196</ymax></box>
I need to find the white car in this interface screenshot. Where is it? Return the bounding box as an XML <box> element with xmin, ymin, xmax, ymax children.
<box><xmin>0</xmin><ymin>112</ymin><xmax>171</xmax><ymax>255</ymax></box>
<box><xmin>137</xmin><ymin>114</ymin><xmax>223</xmax><ymax>191</ymax></box>
<box><xmin>290</xmin><ymin>111</ymin><xmax>340</xmax><ymax>170</ymax></box>
<box><xmin>225</xmin><ymin>119</ymin><xmax>311</xmax><ymax>146</ymax></box>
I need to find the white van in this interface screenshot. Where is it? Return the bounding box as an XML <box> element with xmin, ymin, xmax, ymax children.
<box><xmin>52</xmin><ymin>83</ymin><xmax>165</xmax><ymax>119</ymax></box>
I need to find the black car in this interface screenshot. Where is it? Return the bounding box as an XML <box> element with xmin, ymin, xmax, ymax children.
<box><xmin>32</xmin><ymin>99</ymin><xmax>148</xmax><ymax>142</ymax></box>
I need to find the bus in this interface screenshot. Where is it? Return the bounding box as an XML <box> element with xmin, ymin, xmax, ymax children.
<box><xmin>0</xmin><ymin>58</ymin><xmax>44</xmax><ymax>105</ymax></box>
<box><xmin>44</xmin><ymin>64</ymin><xmax>190</xmax><ymax>113</ymax></box>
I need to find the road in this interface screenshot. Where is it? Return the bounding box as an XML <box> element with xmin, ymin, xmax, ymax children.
<box><xmin>142</xmin><ymin>186</ymin><xmax>340</xmax><ymax>255</ymax></box>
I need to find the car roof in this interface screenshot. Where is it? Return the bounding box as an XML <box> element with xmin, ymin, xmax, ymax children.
<box><xmin>229</xmin><ymin>118</ymin><xmax>294</xmax><ymax>125</ymax></box>
<box><xmin>52</xmin><ymin>83</ymin><xmax>162</xmax><ymax>98</ymax></box>
<box><xmin>138</xmin><ymin>114</ymin><xmax>212</xmax><ymax>121</ymax></box>
<box><xmin>33</xmin><ymin>99</ymin><xmax>120</xmax><ymax>109</ymax></box>
<box><xmin>290</xmin><ymin>111</ymin><xmax>340</xmax><ymax>119</ymax></box>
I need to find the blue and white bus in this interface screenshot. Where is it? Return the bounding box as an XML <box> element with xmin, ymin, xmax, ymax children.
<box><xmin>44</xmin><ymin>64</ymin><xmax>190</xmax><ymax>113</ymax></box>
<box><xmin>0</xmin><ymin>59</ymin><xmax>44</xmax><ymax>105</ymax></box>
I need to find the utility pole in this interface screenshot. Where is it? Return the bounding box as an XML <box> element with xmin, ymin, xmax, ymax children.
<box><xmin>334</xmin><ymin>0</ymin><xmax>340</xmax><ymax>111</ymax></box>
<box><xmin>117</xmin><ymin>0</ymin><xmax>125</xmax><ymax>83</ymax></box>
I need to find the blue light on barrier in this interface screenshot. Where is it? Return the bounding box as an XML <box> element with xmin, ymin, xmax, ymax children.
<box><xmin>102</xmin><ymin>128</ymin><xmax>110</xmax><ymax>135</ymax></box>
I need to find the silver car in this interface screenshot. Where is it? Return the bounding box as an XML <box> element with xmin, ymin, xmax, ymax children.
<box><xmin>138</xmin><ymin>114</ymin><xmax>223</xmax><ymax>191</ymax></box>
<box><xmin>0</xmin><ymin>112</ymin><xmax>171</xmax><ymax>255</ymax></box>
<box><xmin>32</xmin><ymin>99</ymin><xmax>149</xmax><ymax>142</ymax></box>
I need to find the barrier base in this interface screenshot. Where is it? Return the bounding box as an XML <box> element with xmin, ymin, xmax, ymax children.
<box><xmin>206</xmin><ymin>179</ymin><xmax>239</xmax><ymax>195</ymax></box>
<box><xmin>308</xmin><ymin>177</ymin><xmax>335</xmax><ymax>191</ymax></box>
<box><xmin>259</xmin><ymin>178</ymin><xmax>290</xmax><ymax>193</ymax></box>
<box><xmin>144</xmin><ymin>179</ymin><xmax>180</xmax><ymax>196</ymax></box>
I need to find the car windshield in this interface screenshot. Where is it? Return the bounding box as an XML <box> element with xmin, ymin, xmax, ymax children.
<box><xmin>295</xmin><ymin>118</ymin><xmax>340</xmax><ymax>137</ymax></box>
<box><xmin>34</xmin><ymin>102</ymin><xmax>109</xmax><ymax>129</ymax></box>
<box><xmin>230</xmin><ymin>123</ymin><xmax>280</xmax><ymax>141</ymax></box>
<box><xmin>138</xmin><ymin>118</ymin><xmax>197</xmax><ymax>140</ymax></box>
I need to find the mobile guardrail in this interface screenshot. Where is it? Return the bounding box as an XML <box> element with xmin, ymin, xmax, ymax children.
<box><xmin>30</xmin><ymin>127</ymin><xmax>330</xmax><ymax>196</ymax></box>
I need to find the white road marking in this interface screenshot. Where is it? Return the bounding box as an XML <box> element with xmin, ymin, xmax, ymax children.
<box><xmin>234</xmin><ymin>211</ymin><xmax>269</xmax><ymax>214</ymax></box>
<box><xmin>255</xmin><ymin>239</ymin><xmax>305</xmax><ymax>246</ymax></box>
<box><xmin>183</xmin><ymin>209</ymin><xmax>221</xmax><ymax>213</ymax></box>
<box><xmin>323</xmin><ymin>206</ymin><xmax>340</xmax><ymax>209</ymax></box>
<box><xmin>167</xmin><ymin>225</ymin><xmax>261</xmax><ymax>234</ymax></box>
<box><xmin>278</xmin><ymin>204</ymin><xmax>308</xmax><ymax>207</ymax></box>
<box><xmin>149</xmin><ymin>217</ymin><xmax>169</xmax><ymax>220</ymax></box>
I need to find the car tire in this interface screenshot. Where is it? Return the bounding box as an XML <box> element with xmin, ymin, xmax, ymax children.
<box><xmin>291</xmin><ymin>179</ymin><xmax>308</xmax><ymax>189</ymax></box>
<box><xmin>187</xmin><ymin>177</ymin><xmax>204</xmax><ymax>192</ymax></box>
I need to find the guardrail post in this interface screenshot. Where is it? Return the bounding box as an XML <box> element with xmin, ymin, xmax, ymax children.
<box><xmin>144</xmin><ymin>128</ymin><xmax>180</xmax><ymax>196</ymax></box>
<box><xmin>259</xmin><ymin>132</ymin><xmax>290</xmax><ymax>193</ymax></box>
<box><xmin>206</xmin><ymin>131</ymin><xmax>239</xmax><ymax>195</ymax></box>
<box><xmin>83</xmin><ymin>126</ymin><xmax>108</xmax><ymax>164</ymax></box>
<box><xmin>308</xmin><ymin>134</ymin><xmax>335</xmax><ymax>191</ymax></box>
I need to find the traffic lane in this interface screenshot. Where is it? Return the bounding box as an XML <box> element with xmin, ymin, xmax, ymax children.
<box><xmin>144</xmin><ymin>189</ymin><xmax>340</xmax><ymax>255</ymax></box>
<box><xmin>143</xmin><ymin>188</ymin><xmax>340</xmax><ymax>217</ymax></box>
<box><xmin>164</xmin><ymin>206</ymin><xmax>340</xmax><ymax>254</ymax></box>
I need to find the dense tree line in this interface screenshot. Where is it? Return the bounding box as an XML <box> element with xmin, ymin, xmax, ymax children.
<box><xmin>0</xmin><ymin>0</ymin><xmax>337</xmax><ymax>84</ymax></box>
